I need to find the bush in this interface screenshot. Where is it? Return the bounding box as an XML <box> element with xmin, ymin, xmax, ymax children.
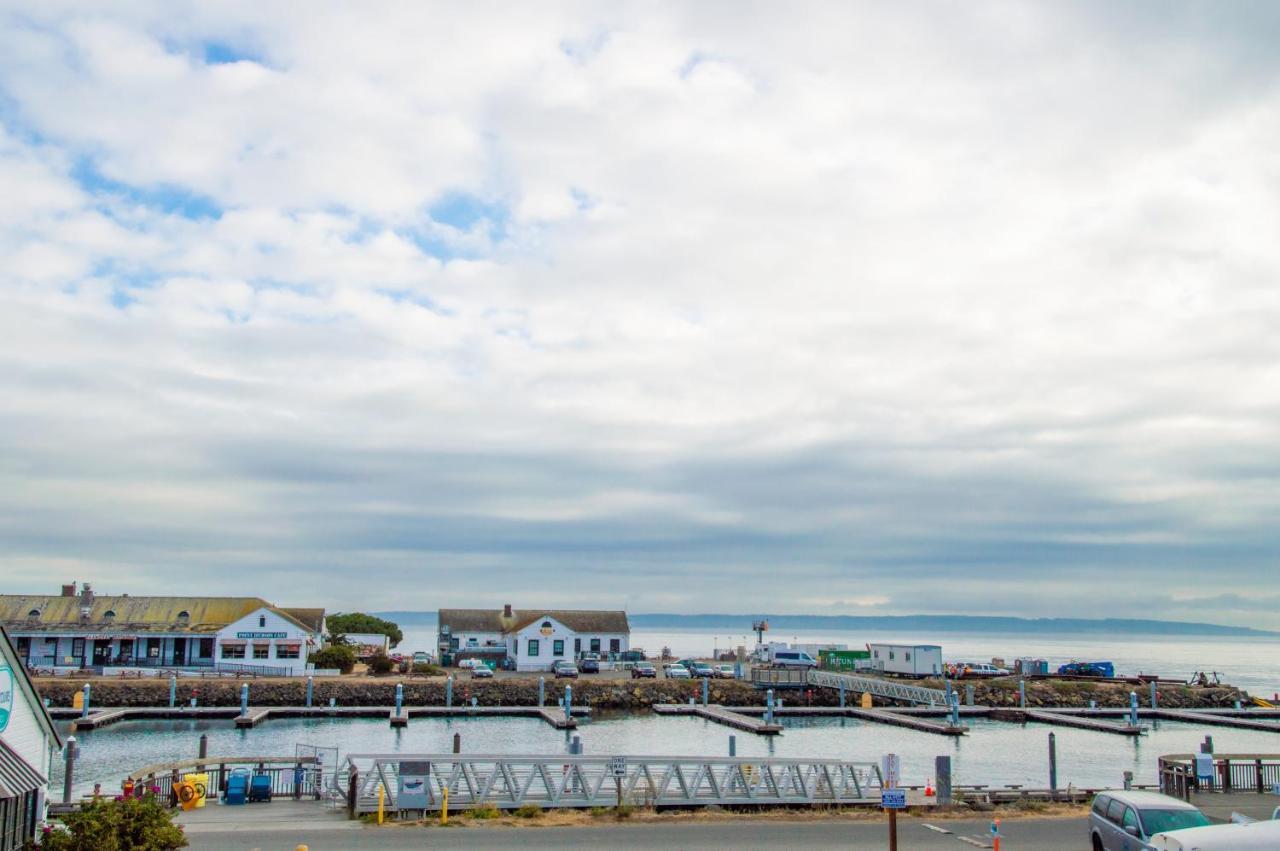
<box><xmin>467</xmin><ymin>802</ymin><xmax>500</xmax><ymax>819</ymax></box>
<box><xmin>614</xmin><ymin>804</ymin><xmax>635</xmax><ymax>819</ymax></box>
<box><xmin>412</xmin><ymin>662</ymin><xmax>444</xmax><ymax>676</ymax></box>
<box><xmin>326</xmin><ymin>613</ymin><xmax>404</xmax><ymax>648</ymax></box>
<box><xmin>366</xmin><ymin>652</ymin><xmax>395</xmax><ymax>675</ymax></box>
<box><xmin>513</xmin><ymin>804</ymin><xmax>543</xmax><ymax>819</ymax></box>
<box><xmin>32</xmin><ymin>795</ymin><xmax>188</xmax><ymax>850</ymax></box>
<box><xmin>310</xmin><ymin>644</ymin><xmax>357</xmax><ymax>674</ymax></box>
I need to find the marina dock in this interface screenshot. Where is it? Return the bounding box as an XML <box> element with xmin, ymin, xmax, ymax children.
<box><xmin>51</xmin><ymin>704</ymin><xmax>589</xmax><ymax>730</ymax></box>
<box><xmin>234</xmin><ymin>707</ymin><xmax>271</xmax><ymax>728</ymax></box>
<box><xmin>990</xmin><ymin>708</ymin><xmax>1143</xmax><ymax>736</ymax></box>
<box><xmin>1153</xmin><ymin>709</ymin><xmax>1280</xmax><ymax>732</ymax></box>
<box><xmin>653</xmin><ymin>703</ymin><xmax>784</xmax><ymax>734</ymax></box>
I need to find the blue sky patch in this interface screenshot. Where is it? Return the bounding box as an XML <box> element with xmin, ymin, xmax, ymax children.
<box><xmin>202</xmin><ymin>40</ymin><xmax>261</xmax><ymax>66</ymax></box>
<box><xmin>428</xmin><ymin>192</ymin><xmax>509</xmax><ymax>235</ymax></box>
<box><xmin>72</xmin><ymin>158</ymin><xmax>222</xmax><ymax>220</ymax></box>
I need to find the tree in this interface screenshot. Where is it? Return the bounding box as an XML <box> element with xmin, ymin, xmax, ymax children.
<box><xmin>310</xmin><ymin>644</ymin><xmax>357</xmax><ymax>674</ymax></box>
<box><xmin>31</xmin><ymin>795</ymin><xmax>187</xmax><ymax>850</ymax></box>
<box><xmin>325</xmin><ymin>612</ymin><xmax>403</xmax><ymax>648</ymax></box>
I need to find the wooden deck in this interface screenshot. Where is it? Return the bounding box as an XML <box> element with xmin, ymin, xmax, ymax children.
<box><xmin>234</xmin><ymin>707</ymin><xmax>271</xmax><ymax>728</ymax></box>
<box><xmin>653</xmin><ymin>703</ymin><xmax>783</xmax><ymax>734</ymax></box>
<box><xmin>1154</xmin><ymin>709</ymin><xmax>1280</xmax><ymax>732</ymax></box>
<box><xmin>1013</xmin><ymin>708</ymin><xmax>1142</xmax><ymax>736</ymax></box>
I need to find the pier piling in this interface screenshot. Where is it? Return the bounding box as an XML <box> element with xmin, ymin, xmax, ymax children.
<box><xmin>453</xmin><ymin>732</ymin><xmax>461</xmax><ymax>753</ymax></box>
<box><xmin>564</xmin><ymin>685</ymin><xmax>573</xmax><ymax>724</ymax></box>
<box><xmin>765</xmin><ymin>689</ymin><xmax>775</xmax><ymax>725</ymax></box>
<box><xmin>1129</xmin><ymin>691</ymin><xmax>1139</xmax><ymax>727</ymax></box>
<box><xmin>306</xmin><ymin>677</ymin><xmax>313</xmax><ymax>708</ymax></box>
<box><xmin>446</xmin><ymin>676</ymin><xmax>453</xmax><ymax>708</ymax></box>
<box><xmin>1149</xmin><ymin>681</ymin><xmax>1158</xmax><ymax>710</ymax></box>
<box><xmin>80</xmin><ymin>684</ymin><xmax>90</xmax><ymax>719</ymax></box>
<box><xmin>169</xmin><ymin>676</ymin><xmax>176</xmax><ymax>708</ymax></box>
<box><xmin>62</xmin><ymin>737</ymin><xmax>77</xmax><ymax>804</ymax></box>
<box><xmin>538</xmin><ymin>677</ymin><xmax>545</xmax><ymax>707</ymax></box>
<box><xmin>729</xmin><ymin>734</ymin><xmax>736</xmax><ymax>757</ymax></box>
<box><xmin>198</xmin><ymin>734</ymin><xmax>208</xmax><ymax>759</ymax></box>
<box><xmin>966</xmin><ymin>684</ymin><xmax>975</xmax><ymax>707</ymax></box>
<box><xmin>1048</xmin><ymin>732</ymin><xmax>1057</xmax><ymax>798</ymax></box>
<box><xmin>240</xmin><ymin>683</ymin><xmax>249</xmax><ymax>716</ymax></box>
<box><xmin>702</xmin><ymin>678</ymin><xmax>709</xmax><ymax>707</ymax></box>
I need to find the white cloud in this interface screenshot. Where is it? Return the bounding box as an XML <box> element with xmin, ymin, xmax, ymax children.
<box><xmin>1</xmin><ymin>2</ymin><xmax>1278</xmax><ymax>625</ymax></box>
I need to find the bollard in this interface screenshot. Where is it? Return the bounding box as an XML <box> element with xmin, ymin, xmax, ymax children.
<box><xmin>1129</xmin><ymin>691</ymin><xmax>1138</xmax><ymax>727</ymax></box>
<box><xmin>62</xmin><ymin>737</ymin><xmax>77</xmax><ymax>804</ymax></box>
<box><xmin>935</xmin><ymin>755</ymin><xmax>952</xmax><ymax>806</ymax></box>
<box><xmin>966</xmin><ymin>684</ymin><xmax>975</xmax><ymax>707</ymax></box>
<box><xmin>1123</xmin><ymin>770</ymin><xmax>1133</xmax><ymax>790</ymax></box>
<box><xmin>441</xmin><ymin>786</ymin><xmax>449</xmax><ymax>825</ymax></box>
<box><xmin>1149</xmin><ymin>680</ymin><xmax>1158</xmax><ymax>710</ymax></box>
<box><xmin>539</xmin><ymin>676</ymin><xmax>546</xmax><ymax>707</ymax></box>
<box><xmin>1019</xmin><ymin>680</ymin><xmax>1026</xmax><ymax>708</ymax></box>
<box><xmin>766</xmin><ymin>689</ymin><xmax>775</xmax><ymax>725</ymax></box>
<box><xmin>702</xmin><ymin>677</ymin><xmax>709</xmax><ymax>707</ymax></box>
<box><xmin>453</xmin><ymin>732</ymin><xmax>461</xmax><ymax>754</ymax></box>
<box><xmin>377</xmin><ymin>783</ymin><xmax>385</xmax><ymax>825</ymax></box>
<box><xmin>306</xmin><ymin>677</ymin><xmax>314</xmax><ymax>708</ymax></box>
<box><xmin>198</xmin><ymin>734</ymin><xmax>208</xmax><ymax>759</ymax></box>
<box><xmin>395</xmin><ymin>683</ymin><xmax>404</xmax><ymax>717</ymax></box>
<box><xmin>729</xmin><ymin>735</ymin><xmax>736</xmax><ymax>757</ymax></box>
<box><xmin>169</xmin><ymin>676</ymin><xmax>177</xmax><ymax>708</ymax></box>
<box><xmin>564</xmin><ymin>684</ymin><xmax>573</xmax><ymax>723</ymax></box>
<box><xmin>80</xmin><ymin>684</ymin><xmax>91</xmax><ymax>719</ymax></box>
<box><xmin>1048</xmin><ymin>732</ymin><xmax>1057</xmax><ymax>798</ymax></box>
<box><xmin>446</xmin><ymin>676</ymin><xmax>453</xmax><ymax>708</ymax></box>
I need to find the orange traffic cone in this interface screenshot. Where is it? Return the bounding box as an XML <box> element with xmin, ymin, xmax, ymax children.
<box><xmin>925</xmin><ymin>778</ymin><xmax>935</xmax><ymax>797</ymax></box>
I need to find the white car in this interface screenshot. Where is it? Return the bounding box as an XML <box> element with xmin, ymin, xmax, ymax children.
<box><xmin>457</xmin><ymin>658</ymin><xmax>481</xmax><ymax>670</ymax></box>
<box><xmin>1149</xmin><ymin>819</ymin><xmax>1280</xmax><ymax>850</ymax></box>
<box><xmin>959</xmin><ymin>662</ymin><xmax>1010</xmax><ymax>678</ymax></box>
<box><xmin>665</xmin><ymin>665</ymin><xmax>691</xmax><ymax>679</ymax></box>
<box><xmin>1089</xmin><ymin>790</ymin><xmax>1210</xmax><ymax>850</ymax></box>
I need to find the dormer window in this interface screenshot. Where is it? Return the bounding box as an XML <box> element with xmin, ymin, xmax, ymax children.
<box><xmin>177</xmin><ymin>611</ymin><xmax>190</xmax><ymax>625</ymax></box>
<box><xmin>259</xmin><ymin>615</ymin><xmax>266</xmax><ymax>628</ymax></box>
<box><xmin>103</xmin><ymin>610</ymin><xmax>116</xmax><ymax>621</ymax></box>
<box><xmin>27</xmin><ymin>608</ymin><xmax>41</xmax><ymax>619</ymax></box>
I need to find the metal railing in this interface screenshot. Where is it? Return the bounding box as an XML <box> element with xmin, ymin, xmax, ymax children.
<box><xmin>749</xmin><ymin>667</ymin><xmax>947</xmax><ymax>706</ymax></box>
<box><xmin>129</xmin><ymin>757</ymin><xmax>323</xmax><ymax>804</ymax></box>
<box><xmin>339</xmin><ymin>753</ymin><xmax>883</xmax><ymax>813</ymax></box>
<box><xmin>1158</xmin><ymin>754</ymin><xmax>1280</xmax><ymax>799</ymax></box>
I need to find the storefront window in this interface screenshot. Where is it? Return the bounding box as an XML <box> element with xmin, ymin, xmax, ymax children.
<box><xmin>222</xmin><ymin>644</ymin><xmax>246</xmax><ymax>659</ymax></box>
<box><xmin>527</xmin><ymin>639</ymin><xmax>540</xmax><ymax>657</ymax></box>
<box><xmin>253</xmin><ymin>644</ymin><xmax>270</xmax><ymax>659</ymax></box>
<box><xmin>590</xmin><ymin>638</ymin><xmax>600</xmax><ymax>653</ymax></box>
<box><xmin>610</xmin><ymin>638</ymin><xmax>620</xmax><ymax>652</ymax></box>
<box><xmin>276</xmin><ymin>645</ymin><xmax>300</xmax><ymax>659</ymax></box>
<box><xmin>553</xmin><ymin>640</ymin><xmax>564</xmax><ymax>656</ymax></box>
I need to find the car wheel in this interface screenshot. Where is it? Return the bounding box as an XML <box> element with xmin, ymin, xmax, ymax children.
<box><xmin>1091</xmin><ymin>832</ymin><xmax>1103</xmax><ymax>851</ymax></box>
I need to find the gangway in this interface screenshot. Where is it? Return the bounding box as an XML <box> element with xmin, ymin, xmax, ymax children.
<box><xmin>340</xmin><ymin>753</ymin><xmax>883</xmax><ymax>813</ymax></box>
<box><xmin>752</xmin><ymin>667</ymin><xmax>948</xmax><ymax>706</ymax></box>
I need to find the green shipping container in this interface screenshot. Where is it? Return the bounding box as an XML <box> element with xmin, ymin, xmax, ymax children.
<box><xmin>819</xmin><ymin>649</ymin><xmax>871</xmax><ymax>671</ymax></box>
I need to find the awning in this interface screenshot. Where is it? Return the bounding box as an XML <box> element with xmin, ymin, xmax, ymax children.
<box><xmin>218</xmin><ymin>639</ymin><xmax>247</xmax><ymax>646</ymax></box>
<box><xmin>275</xmin><ymin>641</ymin><xmax>301</xmax><ymax>647</ymax></box>
<box><xmin>0</xmin><ymin>738</ymin><xmax>47</xmax><ymax>799</ymax></box>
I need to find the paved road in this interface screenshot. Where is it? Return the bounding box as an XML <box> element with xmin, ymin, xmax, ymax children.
<box><xmin>186</xmin><ymin>815</ymin><xmax>1089</xmax><ymax>850</ymax></box>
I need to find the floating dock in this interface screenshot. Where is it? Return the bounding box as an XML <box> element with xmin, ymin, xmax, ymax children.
<box><xmin>51</xmin><ymin>705</ymin><xmax>589</xmax><ymax>730</ymax></box>
<box><xmin>234</xmin><ymin>707</ymin><xmax>271</xmax><ymax>728</ymax></box>
<box><xmin>989</xmin><ymin>708</ymin><xmax>1142</xmax><ymax>736</ymax></box>
<box><xmin>652</xmin><ymin>703</ymin><xmax>783</xmax><ymax>734</ymax></box>
<box><xmin>1152</xmin><ymin>709</ymin><xmax>1280</xmax><ymax>733</ymax></box>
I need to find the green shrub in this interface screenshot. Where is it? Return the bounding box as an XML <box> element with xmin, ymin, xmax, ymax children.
<box><xmin>467</xmin><ymin>802</ymin><xmax>500</xmax><ymax>819</ymax></box>
<box><xmin>589</xmin><ymin>806</ymin><xmax>610</xmax><ymax>817</ymax></box>
<box><xmin>366</xmin><ymin>652</ymin><xmax>395</xmax><ymax>675</ymax></box>
<box><xmin>412</xmin><ymin>662</ymin><xmax>444</xmax><ymax>676</ymax></box>
<box><xmin>614</xmin><ymin>804</ymin><xmax>635</xmax><ymax>819</ymax></box>
<box><xmin>32</xmin><ymin>795</ymin><xmax>188</xmax><ymax>850</ymax></box>
<box><xmin>513</xmin><ymin>804</ymin><xmax>543</xmax><ymax>819</ymax></box>
<box><xmin>310</xmin><ymin>644</ymin><xmax>357</xmax><ymax>674</ymax></box>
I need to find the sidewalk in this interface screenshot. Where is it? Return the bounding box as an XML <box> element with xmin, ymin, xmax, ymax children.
<box><xmin>175</xmin><ymin>799</ymin><xmax>363</xmax><ymax>834</ymax></box>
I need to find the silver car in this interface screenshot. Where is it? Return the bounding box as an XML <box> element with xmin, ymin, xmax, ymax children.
<box><xmin>1090</xmin><ymin>790</ymin><xmax>1211</xmax><ymax>851</ymax></box>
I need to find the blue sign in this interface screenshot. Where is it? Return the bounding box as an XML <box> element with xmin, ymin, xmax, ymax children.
<box><xmin>0</xmin><ymin>665</ymin><xmax>12</xmax><ymax>733</ymax></box>
<box><xmin>881</xmin><ymin>788</ymin><xmax>907</xmax><ymax>809</ymax></box>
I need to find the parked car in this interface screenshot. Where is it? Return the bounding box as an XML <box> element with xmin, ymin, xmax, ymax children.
<box><xmin>578</xmin><ymin>658</ymin><xmax>600</xmax><ymax>674</ymax></box>
<box><xmin>552</xmin><ymin>661</ymin><xmax>579</xmax><ymax>679</ymax></box>
<box><xmin>457</xmin><ymin>658</ymin><xmax>481</xmax><ymax>670</ymax></box>
<box><xmin>1089</xmin><ymin>791</ymin><xmax>1210</xmax><ymax>851</ymax></box>
<box><xmin>664</xmin><ymin>664</ymin><xmax>691</xmax><ymax>679</ymax></box>
<box><xmin>470</xmin><ymin>665</ymin><xmax>493</xmax><ymax>679</ymax></box>
<box><xmin>631</xmin><ymin>663</ymin><xmax>657</xmax><ymax>679</ymax></box>
<box><xmin>770</xmin><ymin>650</ymin><xmax>818</xmax><ymax>669</ymax></box>
<box><xmin>714</xmin><ymin>664</ymin><xmax>737</xmax><ymax>679</ymax></box>
<box><xmin>957</xmin><ymin>662</ymin><xmax>1010</xmax><ymax>678</ymax></box>
<box><xmin>1148</xmin><ymin>819</ymin><xmax>1280</xmax><ymax>850</ymax></box>
<box><xmin>689</xmin><ymin>663</ymin><xmax>716</xmax><ymax>678</ymax></box>
<box><xmin>412</xmin><ymin>651</ymin><xmax>434</xmax><ymax>665</ymax></box>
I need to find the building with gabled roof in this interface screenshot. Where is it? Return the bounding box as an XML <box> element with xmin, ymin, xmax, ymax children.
<box><xmin>0</xmin><ymin>584</ymin><xmax>325</xmax><ymax>677</ymax></box>
<box><xmin>0</xmin><ymin>626</ymin><xmax>61</xmax><ymax>850</ymax></box>
<box><xmin>437</xmin><ymin>604</ymin><xmax>629</xmax><ymax>671</ymax></box>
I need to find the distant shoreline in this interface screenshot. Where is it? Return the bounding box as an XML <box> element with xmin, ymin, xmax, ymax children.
<box><xmin>373</xmin><ymin>611</ymin><xmax>1279</xmax><ymax>637</ymax></box>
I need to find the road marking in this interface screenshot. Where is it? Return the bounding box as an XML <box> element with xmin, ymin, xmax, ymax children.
<box><xmin>956</xmin><ymin>837</ymin><xmax>992</xmax><ymax>848</ymax></box>
<box><xmin>921</xmin><ymin>823</ymin><xmax>953</xmax><ymax>834</ymax></box>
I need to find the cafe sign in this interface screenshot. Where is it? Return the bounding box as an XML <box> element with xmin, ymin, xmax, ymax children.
<box><xmin>235</xmin><ymin>632</ymin><xmax>288</xmax><ymax>639</ymax></box>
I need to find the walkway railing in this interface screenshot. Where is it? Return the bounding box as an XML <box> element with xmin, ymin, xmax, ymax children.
<box><xmin>340</xmin><ymin>753</ymin><xmax>883</xmax><ymax>813</ymax></box>
<box><xmin>128</xmin><ymin>756</ymin><xmax>322</xmax><ymax>803</ymax></box>
<box><xmin>750</xmin><ymin>667</ymin><xmax>947</xmax><ymax>706</ymax></box>
<box><xmin>1158</xmin><ymin>753</ymin><xmax>1280</xmax><ymax>800</ymax></box>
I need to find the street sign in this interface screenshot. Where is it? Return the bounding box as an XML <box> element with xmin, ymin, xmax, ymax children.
<box><xmin>608</xmin><ymin>756</ymin><xmax>627</xmax><ymax>778</ymax></box>
<box><xmin>881</xmin><ymin>788</ymin><xmax>907</xmax><ymax>809</ymax></box>
<box><xmin>881</xmin><ymin>753</ymin><xmax>901</xmax><ymax>788</ymax></box>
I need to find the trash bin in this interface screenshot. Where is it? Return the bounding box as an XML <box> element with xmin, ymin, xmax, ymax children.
<box><xmin>180</xmin><ymin>772</ymin><xmax>209</xmax><ymax>809</ymax></box>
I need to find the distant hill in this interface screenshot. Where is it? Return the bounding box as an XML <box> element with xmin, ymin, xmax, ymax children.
<box><xmin>373</xmin><ymin>611</ymin><xmax>1278</xmax><ymax>637</ymax></box>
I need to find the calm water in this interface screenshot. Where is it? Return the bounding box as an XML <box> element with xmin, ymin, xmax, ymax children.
<box><xmin>403</xmin><ymin>627</ymin><xmax>1280</xmax><ymax>696</ymax></box>
<box><xmin>54</xmin><ymin>712</ymin><xmax>1280</xmax><ymax>797</ymax></box>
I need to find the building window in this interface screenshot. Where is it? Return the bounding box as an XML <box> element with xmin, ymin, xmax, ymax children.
<box><xmin>276</xmin><ymin>645</ymin><xmax>300</xmax><ymax>659</ymax></box>
<box><xmin>253</xmin><ymin>644</ymin><xmax>270</xmax><ymax>659</ymax></box>
<box><xmin>148</xmin><ymin>639</ymin><xmax>161</xmax><ymax>658</ymax></box>
<box><xmin>889</xmin><ymin>650</ymin><xmax>896</xmax><ymax>660</ymax></box>
<box><xmin>527</xmin><ymin>639</ymin><xmax>540</xmax><ymax>657</ymax></box>
<box><xmin>103</xmin><ymin>610</ymin><xmax>116</xmax><ymax>621</ymax></box>
<box><xmin>553</xmin><ymin>640</ymin><xmax>564</xmax><ymax>657</ymax></box>
<box><xmin>27</xmin><ymin>608</ymin><xmax>40</xmax><ymax>619</ymax></box>
<box><xmin>610</xmin><ymin>638</ymin><xmax>620</xmax><ymax>653</ymax></box>
<box><xmin>222</xmin><ymin>644</ymin><xmax>246</xmax><ymax>659</ymax></box>
<box><xmin>574</xmin><ymin>638</ymin><xmax>581</xmax><ymax>653</ymax></box>
<box><xmin>259</xmin><ymin>615</ymin><xmax>267</xmax><ymax>628</ymax></box>
<box><xmin>72</xmin><ymin>638</ymin><xmax>85</xmax><ymax>657</ymax></box>
<box><xmin>177</xmin><ymin>610</ymin><xmax>190</xmax><ymax>623</ymax></box>
<box><xmin>590</xmin><ymin>638</ymin><xmax>601</xmax><ymax>653</ymax></box>
<box><xmin>198</xmin><ymin>638</ymin><xmax>213</xmax><ymax>657</ymax></box>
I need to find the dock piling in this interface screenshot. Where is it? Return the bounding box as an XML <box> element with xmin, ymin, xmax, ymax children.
<box><xmin>1048</xmin><ymin>732</ymin><xmax>1057</xmax><ymax>798</ymax></box>
<box><xmin>839</xmin><ymin>681</ymin><xmax>846</xmax><ymax>708</ymax></box>
<box><xmin>62</xmin><ymin>737</ymin><xmax>77</xmax><ymax>804</ymax></box>
<box><xmin>395</xmin><ymin>683</ymin><xmax>403</xmax><ymax>716</ymax></box>
<box><xmin>564</xmin><ymin>685</ymin><xmax>573</xmax><ymax>724</ymax></box>
<box><xmin>729</xmin><ymin>735</ymin><xmax>736</xmax><ymax>757</ymax></box>
<box><xmin>198</xmin><ymin>734</ymin><xmax>208</xmax><ymax>759</ymax></box>
<box><xmin>240</xmin><ymin>683</ymin><xmax>250</xmax><ymax>716</ymax></box>
<box><xmin>169</xmin><ymin>676</ymin><xmax>176</xmax><ymax>708</ymax></box>
<box><xmin>966</xmin><ymin>684</ymin><xmax>975</xmax><ymax>707</ymax></box>
<box><xmin>446</xmin><ymin>675</ymin><xmax>453</xmax><ymax>708</ymax></box>
<box><xmin>1019</xmin><ymin>680</ymin><xmax>1026</xmax><ymax>709</ymax></box>
<box><xmin>950</xmin><ymin>693</ymin><xmax>961</xmax><ymax>727</ymax></box>
<box><xmin>1129</xmin><ymin>691</ymin><xmax>1139</xmax><ymax>727</ymax></box>
<box><xmin>453</xmin><ymin>732</ymin><xmax>461</xmax><ymax>754</ymax></box>
<box><xmin>702</xmin><ymin>678</ymin><xmax>709</xmax><ymax>707</ymax></box>
<box><xmin>766</xmin><ymin>689</ymin><xmax>775</xmax><ymax>725</ymax></box>
<box><xmin>80</xmin><ymin>684</ymin><xmax>91</xmax><ymax>719</ymax></box>
<box><xmin>538</xmin><ymin>677</ymin><xmax>545</xmax><ymax>707</ymax></box>
<box><xmin>1149</xmin><ymin>681</ymin><xmax>1157</xmax><ymax>710</ymax></box>
<box><xmin>306</xmin><ymin>677</ymin><xmax>313</xmax><ymax>708</ymax></box>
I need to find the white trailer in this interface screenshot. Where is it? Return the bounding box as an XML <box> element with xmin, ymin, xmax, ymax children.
<box><xmin>867</xmin><ymin>643</ymin><xmax>942</xmax><ymax>678</ymax></box>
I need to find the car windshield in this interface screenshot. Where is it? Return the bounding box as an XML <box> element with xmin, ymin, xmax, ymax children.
<box><xmin>1140</xmin><ymin>809</ymin><xmax>1211</xmax><ymax>834</ymax></box>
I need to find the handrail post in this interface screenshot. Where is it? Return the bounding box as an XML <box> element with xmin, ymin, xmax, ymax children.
<box><xmin>347</xmin><ymin>770</ymin><xmax>358</xmax><ymax>819</ymax></box>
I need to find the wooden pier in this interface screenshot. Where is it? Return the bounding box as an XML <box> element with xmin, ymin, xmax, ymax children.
<box><xmin>990</xmin><ymin>708</ymin><xmax>1142</xmax><ymax>736</ymax></box>
<box><xmin>389</xmin><ymin>709</ymin><xmax>409</xmax><ymax>728</ymax></box>
<box><xmin>70</xmin><ymin>708</ymin><xmax>129</xmax><ymax>730</ymax></box>
<box><xmin>50</xmin><ymin>704</ymin><xmax>589</xmax><ymax>729</ymax></box>
<box><xmin>235</xmin><ymin>707</ymin><xmax>271</xmax><ymax>728</ymax></box>
<box><xmin>728</xmin><ymin>705</ymin><xmax>966</xmax><ymax>736</ymax></box>
<box><xmin>653</xmin><ymin>703</ymin><xmax>783</xmax><ymax>734</ymax></box>
<box><xmin>1153</xmin><ymin>709</ymin><xmax>1280</xmax><ymax>733</ymax></box>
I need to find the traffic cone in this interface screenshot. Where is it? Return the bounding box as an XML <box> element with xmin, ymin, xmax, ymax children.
<box><xmin>925</xmin><ymin>778</ymin><xmax>935</xmax><ymax>797</ymax></box>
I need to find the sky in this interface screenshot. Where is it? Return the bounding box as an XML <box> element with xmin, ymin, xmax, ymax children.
<box><xmin>1</xmin><ymin>2</ymin><xmax>1278</xmax><ymax>626</ymax></box>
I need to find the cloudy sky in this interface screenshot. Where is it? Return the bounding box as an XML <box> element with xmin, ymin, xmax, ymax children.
<box><xmin>2</xmin><ymin>2</ymin><xmax>1278</xmax><ymax>625</ymax></box>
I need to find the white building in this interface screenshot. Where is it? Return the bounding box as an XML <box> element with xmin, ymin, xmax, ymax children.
<box><xmin>867</xmin><ymin>643</ymin><xmax>943</xmax><ymax>677</ymax></box>
<box><xmin>0</xmin><ymin>585</ymin><xmax>326</xmax><ymax>677</ymax></box>
<box><xmin>0</xmin><ymin>627</ymin><xmax>61</xmax><ymax>851</ymax></box>
<box><xmin>438</xmin><ymin>605</ymin><xmax>630</xmax><ymax>672</ymax></box>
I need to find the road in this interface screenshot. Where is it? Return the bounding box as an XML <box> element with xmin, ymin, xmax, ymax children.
<box><xmin>186</xmin><ymin>815</ymin><xmax>1089</xmax><ymax>850</ymax></box>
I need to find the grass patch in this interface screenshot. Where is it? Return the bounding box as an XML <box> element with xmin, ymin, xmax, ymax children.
<box><xmin>614</xmin><ymin>804</ymin><xmax>635</xmax><ymax>819</ymax></box>
<box><xmin>513</xmin><ymin>804</ymin><xmax>543</xmax><ymax>819</ymax></box>
<box><xmin>589</xmin><ymin>806</ymin><xmax>611</xmax><ymax>817</ymax></box>
<box><xmin>467</xmin><ymin>802</ymin><xmax>501</xmax><ymax>819</ymax></box>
